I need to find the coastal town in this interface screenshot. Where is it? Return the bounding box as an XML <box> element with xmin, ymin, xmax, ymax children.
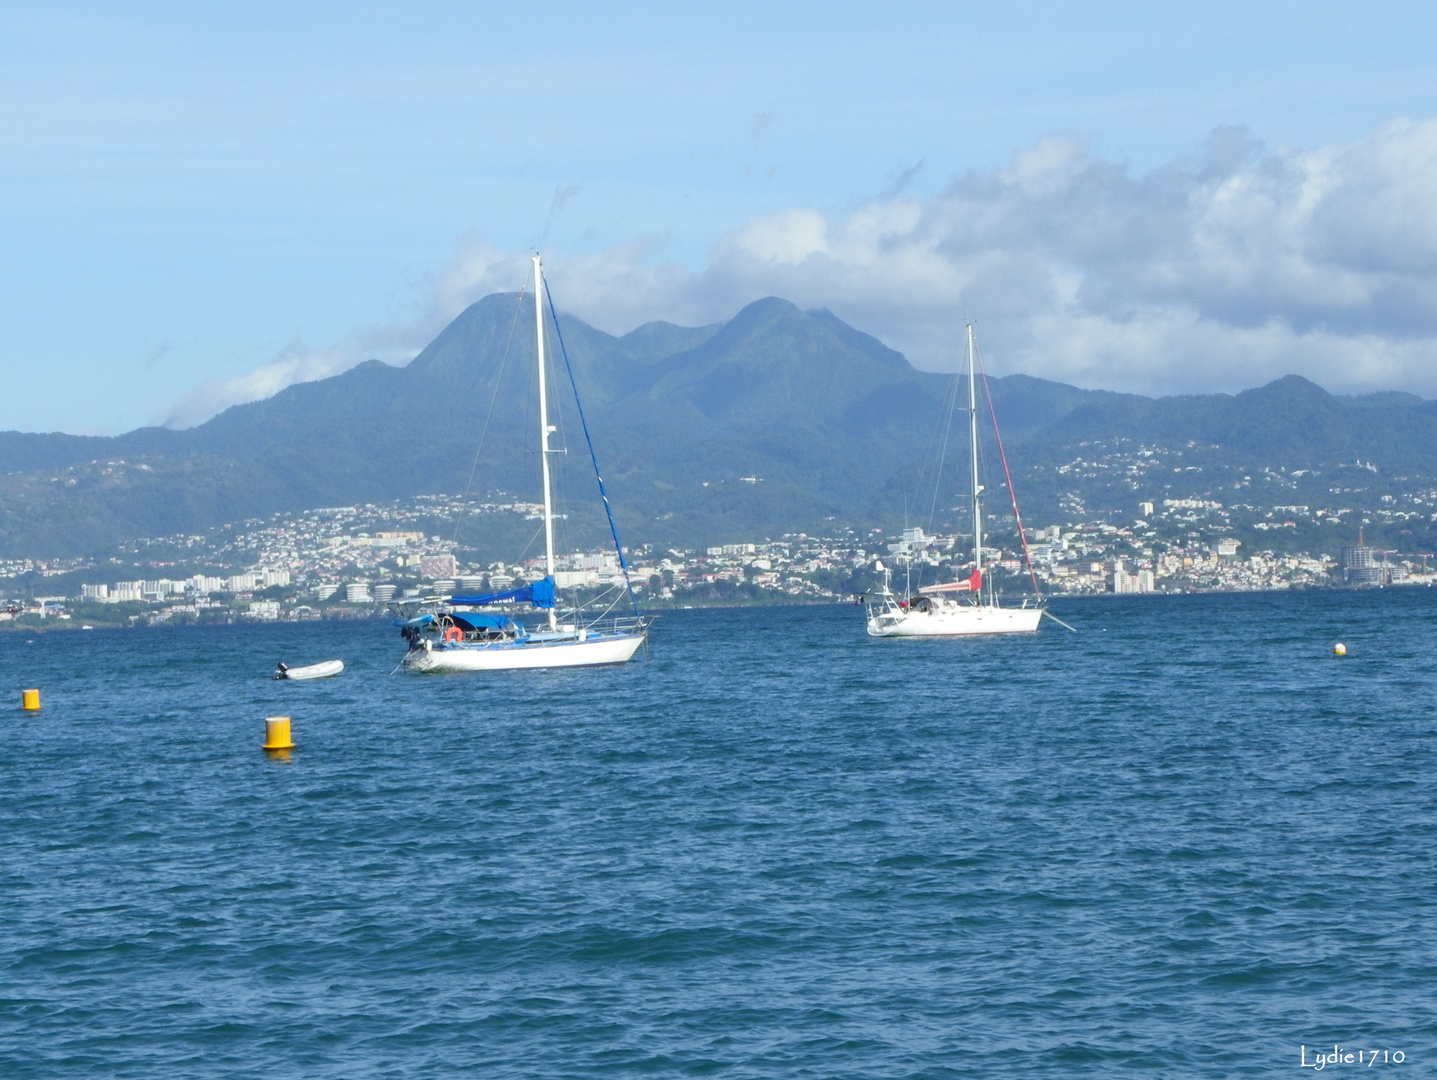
<box><xmin>0</xmin><ymin>489</ymin><xmax>1430</xmax><ymax>626</ymax></box>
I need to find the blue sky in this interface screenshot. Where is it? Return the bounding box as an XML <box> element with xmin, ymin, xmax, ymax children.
<box><xmin>4</xmin><ymin>2</ymin><xmax>1437</xmax><ymax>433</ymax></box>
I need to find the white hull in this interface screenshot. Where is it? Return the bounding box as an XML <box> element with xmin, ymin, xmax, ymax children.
<box><xmin>276</xmin><ymin>659</ymin><xmax>345</xmax><ymax>680</ymax></box>
<box><xmin>868</xmin><ymin>603</ymin><xmax>1042</xmax><ymax>637</ymax></box>
<box><xmin>404</xmin><ymin>631</ymin><xmax>645</xmax><ymax>673</ymax></box>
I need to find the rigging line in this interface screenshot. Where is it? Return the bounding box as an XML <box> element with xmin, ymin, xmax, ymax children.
<box><xmin>904</xmin><ymin>380</ymin><xmax>947</xmax><ymax>551</ymax></box>
<box><xmin>538</xmin><ymin>310</ymin><xmax>578</xmax><ymax>606</ymax></box>
<box><xmin>925</xmin><ymin>370</ymin><xmax>962</xmax><ymax>534</ymax></box>
<box><xmin>590</xmin><ymin>586</ymin><xmax>626</xmax><ymax>623</ymax></box>
<box><xmin>452</xmin><ymin>285</ymin><xmax>527</xmax><ymax>546</ymax></box>
<box><xmin>543</xmin><ymin>277</ymin><xmax>641</xmax><ymax>617</ymax></box>
<box><xmin>1042</xmin><ymin>609</ymin><xmax>1078</xmax><ymax>633</ymax></box>
<box><xmin>974</xmin><ymin>339</ymin><xmax>1043</xmax><ymax>600</ymax></box>
<box><xmin>550</xmin><ymin>350</ymin><xmax>576</xmax><ymax>559</ymax></box>
<box><xmin>565</xmin><ymin>582</ymin><xmax>619</xmax><ymax>617</ymax></box>
<box><xmin>514</xmin><ymin>522</ymin><xmax>540</xmax><ymax>565</ymax></box>
<box><xmin>912</xmin><ymin>368</ymin><xmax>963</xmax><ymax>595</ymax></box>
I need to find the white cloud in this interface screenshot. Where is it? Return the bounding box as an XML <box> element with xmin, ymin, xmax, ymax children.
<box><xmin>539</xmin><ymin>119</ymin><xmax>1437</xmax><ymax>397</ymax></box>
<box><xmin>163</xmin><ymin>118</ymin><xmax>1437</xmax><ymax>426</ymax></box>
<box><xmin>159</xmin><ymin>339</ymin><xmax>348</xmax><ymax>429</ymax></box>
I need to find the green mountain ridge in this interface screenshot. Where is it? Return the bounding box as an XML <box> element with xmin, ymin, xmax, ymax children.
<box><xmin>3</xmin><ymin>294</ymin><xmax>1437</xmax><ymax>558</ymax></box>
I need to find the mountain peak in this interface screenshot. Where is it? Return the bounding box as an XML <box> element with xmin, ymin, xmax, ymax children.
<box><xmin>1248</xmin><ymin>374</ymin><xmax>1333</xmax><ymax>401</ymax></box>
<box><xmin>715</xmin><ymin>296</ymin><xmax>807</xmax><ymax>338</ymax></box>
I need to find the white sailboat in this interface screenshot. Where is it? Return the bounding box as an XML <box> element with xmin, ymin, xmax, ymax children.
<box><xmin>865</xmin><ymin>324</ymin><xmax>1043</xmax><ymax>638</ymax></box>
<box><xmin>396</xmin><ymin>255</ymin><xmax>651</xmax><ymax>672</ymax></box>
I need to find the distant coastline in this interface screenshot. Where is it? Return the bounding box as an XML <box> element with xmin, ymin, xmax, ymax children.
<box><xmin>4</xmin><ymin>578</ymin><xmax>1422</xmax><ymax>634</ymax></box>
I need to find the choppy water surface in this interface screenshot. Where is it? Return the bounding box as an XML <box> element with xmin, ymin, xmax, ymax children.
<box><xmin>2</xmin><ymin>591</ymin><xmax>1436</xmax><ymax>1077</ymax></box>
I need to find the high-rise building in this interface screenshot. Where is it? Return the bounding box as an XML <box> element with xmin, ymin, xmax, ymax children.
<box><xmin>555</xmin><ymin>570</ymin><xmax>599</xmax><ymax>587</ymax></box>
<box><xmin>1341</xmin><ymin>534</ymin><xmax>1385</xmax><ymax>586</ymax></box>
<box><xmin>419</xmin><ymin>554</ymin><xmax>458</xmax><ymax>579</ymax></box>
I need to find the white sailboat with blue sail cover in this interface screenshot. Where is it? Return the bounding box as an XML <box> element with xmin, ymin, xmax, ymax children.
<box><xmin>394</xmin><ymin>255</ymin><xmax>651</xmax><ymax>672</ymax></box>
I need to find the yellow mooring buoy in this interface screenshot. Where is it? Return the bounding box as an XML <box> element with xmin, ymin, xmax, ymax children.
<box><xmin>262</xmin><ymin>716</ymin><xmax>295</xmax><ymax>753</ymax></box>
<box><xmin>21</xmin><ymin>688</ymin><xmax>40</xmax><ymax>711</ymax></box>
<box><xmin>1333</xmin><ymin>642</ymin><xmax>1348</xmax><ymax>657</ymax></box>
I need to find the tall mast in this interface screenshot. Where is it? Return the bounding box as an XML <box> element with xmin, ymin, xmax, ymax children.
<box><xmin>967</xmin><ymin>324</ymin><xmax>983</xmax><ymax>599</ymax></box>
<box><xmin>533</xmin><ymin>254</ymin><xmax>557</xmax><ymax>631</ymax></box>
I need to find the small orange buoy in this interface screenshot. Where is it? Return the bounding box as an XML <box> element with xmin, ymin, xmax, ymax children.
<box><xmin>262</xmin><ymin>716</ymin><xmax>295</xmax><ymax>751</ymax></box>
<box><xmin>21</xmin><ymin>689</ymin><xmax>40</xmax><ymax>711</ymax></box>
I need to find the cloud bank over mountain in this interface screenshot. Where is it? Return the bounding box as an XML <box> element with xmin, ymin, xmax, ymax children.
<box><xmin>162</xmin><ymin>119</ymin><xmax>1437</xmax><ymax>427</ymax></box>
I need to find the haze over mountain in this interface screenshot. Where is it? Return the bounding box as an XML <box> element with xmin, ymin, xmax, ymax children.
<box><xmin>3</xmin><ymin>295</ymin><xmax>1437</xmax><ymax>560</ymax></box>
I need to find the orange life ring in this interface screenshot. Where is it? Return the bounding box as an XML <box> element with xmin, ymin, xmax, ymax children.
<box><xmin>443</xmin><ymin>626</ymin><xmax>463</xmax><ymax>643</ymax></box>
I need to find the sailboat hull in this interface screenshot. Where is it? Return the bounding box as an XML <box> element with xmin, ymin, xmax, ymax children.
<box><xmin>867</xmin><ymin>604</ymin><xmax>1042</xmax><ymax>637</ymax></box>
<box><xmin>404</xmin><ymin>630</ymin><xmax>646</xmax><ymax>672</ymax></box>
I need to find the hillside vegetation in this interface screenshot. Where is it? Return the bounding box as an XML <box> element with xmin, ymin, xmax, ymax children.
<box><xmin>4</xmin><ymin>294</ymin><xmax>1437</xmax><ymax>557</ymax></box>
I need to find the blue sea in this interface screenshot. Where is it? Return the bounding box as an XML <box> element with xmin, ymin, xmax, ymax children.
<box><xmin>2</xmin><ymin>591</ymin><xmax>1435</xmax><ymax>1077</ymax></box>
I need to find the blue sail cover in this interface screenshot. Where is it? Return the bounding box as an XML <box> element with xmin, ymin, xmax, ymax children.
<box><xmin>449</xmin><ymin>575</ymin><xmax>555</xmax><ymax>609</ymax></box>
<box><xmin>451</xmin><ymin>613</ymin><xmax>518</xmax><ymax>631</ymax></box>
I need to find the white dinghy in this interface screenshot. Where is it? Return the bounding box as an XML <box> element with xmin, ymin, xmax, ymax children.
<box><xmin>274</xmin><ymin>659</ymin><xmax>345</xmax><ymax>681</ymax></box>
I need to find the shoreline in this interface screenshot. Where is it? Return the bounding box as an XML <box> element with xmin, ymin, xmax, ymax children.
<box><xmin>4</xmin><ymin>581</ymin><xmax>1429</xmax><ymax>632</ymax></box>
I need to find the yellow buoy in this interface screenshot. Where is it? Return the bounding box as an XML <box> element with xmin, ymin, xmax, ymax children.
<box><xmin>1333</xmin><ymin>643</ymin><xmax>1347</xmax><ymax>657</ymax></box>
<box><xmin>21</xmin><ymin>688</ymin><xmax>40</xmax><ymax>711</ymax></box>
<box><xmin>262</xmin><ymin>716</ymin><xmax>295</xmax><ymax>751</ymax></box>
